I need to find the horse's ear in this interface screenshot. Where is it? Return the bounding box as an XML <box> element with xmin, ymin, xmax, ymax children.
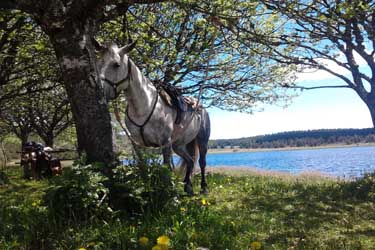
<box><xmin>119</xmin><ymin>40</ymin><xmax>137</xmax><ymax>56</ymax></box>
<box><xmin>92</xmin><ymin>37</ymin><xmax>105</xmax><ymax>52</ymax></box>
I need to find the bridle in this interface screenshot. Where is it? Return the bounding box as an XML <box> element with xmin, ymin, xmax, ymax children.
<box><xmin>102</xmin><ymin>57</ymin><xmax>132</xmax><ymax>98</ymax></box>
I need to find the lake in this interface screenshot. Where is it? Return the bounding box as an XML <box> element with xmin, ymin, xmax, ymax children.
<box><xmin>194</xmin><ymin>146</ymin><xmax>375</xmax><ymax>178</ymax></box>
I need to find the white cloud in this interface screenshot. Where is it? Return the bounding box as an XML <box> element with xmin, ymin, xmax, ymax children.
<box><xmin>296</xmin><ymin>51</ymin><xmax>368</xmax><ymax>82</ymax></box>
<box><xmin>296</xmin><ymin>60</ymin><xmax>349</xmax><ymax>82</ymax></box>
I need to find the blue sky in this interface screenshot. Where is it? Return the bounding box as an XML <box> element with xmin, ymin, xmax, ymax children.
<box><xmin>209</xmin><ymin>65</ymin><xmax>373</xmax><ymax>139</ymax></box>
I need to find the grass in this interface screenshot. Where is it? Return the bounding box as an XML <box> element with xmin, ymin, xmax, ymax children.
<box><xmin>1</xmin><ymin>164</ymin><xmax>375</xmax><ymax>250</ymax></box>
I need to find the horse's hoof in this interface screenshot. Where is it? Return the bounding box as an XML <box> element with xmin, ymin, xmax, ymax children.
<box><xmin>184</xmin><ymin>184</ymin><xmax>194</xmax><ymax>196</ymax></box>
<box><xmin>200</xmin><ymin>187</ymin><xmax>209</xmax><ymax>195</ymax></box>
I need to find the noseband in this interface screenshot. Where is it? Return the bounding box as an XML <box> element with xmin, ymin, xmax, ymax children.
<box><xmin>103</xmin><ymin>57</ymin><xmax>132</xmax><ymax>98</ymax></box>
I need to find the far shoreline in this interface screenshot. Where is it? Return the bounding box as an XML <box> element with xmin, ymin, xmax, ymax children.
<box><xmin>208</xmin><ymin>142</ymin><xmax>375</xmax><ymax>154</ymax></box>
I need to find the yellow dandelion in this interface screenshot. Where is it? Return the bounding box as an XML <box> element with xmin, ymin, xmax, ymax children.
<box><xmin>32</xmin><ymin>199</ymin><xmax>41</xmax><ymax>207</ymax></box>
<box><xmin>180</xmin><ymin>207</ymin><xmax>186</xmax><ymax>212</ymax></box>
<box><xmin>201</xmin><ymin>198</ymin><xmax>207</xmax><ymax>205</ymax></box>
<box><xmin>78</xmin><ymin>248</ymin><xmax>87</xmax><ymax>250</ymax></box>
<box><xmin>138</xmin><ymin>236</ymin><xmax>149</xmax><ymax>246</ymax></box>
<box><xmin>152</xmin><ymin>245</ymin><xmax>162</xmax><ymax>250</ymax></box>
<box><xmin>157</xmin><ymin>235</ymin><xmax>170</xmax><ymax>246</ymax></box>
<box><xmin>250</xmin><ymin>241</ymin><xmax>262</xmax><ymax>250</ymax></box>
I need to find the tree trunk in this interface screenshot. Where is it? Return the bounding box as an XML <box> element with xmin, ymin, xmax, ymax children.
<box><xmin>45</xmin><ymin>19</ymin><xmax>114</xmax><ymax>165</ymax></box>
<box><xmin>43</xmin><ymin>134</ymin><xmax>54</xmax><ymax>148</ymax></box>
<box><xmin>365</xmin><ymin>100</ymin><xmax>375</xmax><ymax>128</ymax></box>
<box><xmin>20</xmin><ymin>133</ymin><xmax>29</xmax><ymax>149</ymax></box>
<box><xmin>0</xmin><ymin>140</ymin><xmax>7</xmax><ymax>170</ymax></box>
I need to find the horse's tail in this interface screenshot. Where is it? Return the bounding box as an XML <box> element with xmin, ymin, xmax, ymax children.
<box><xmin>197</xmin><ymin>108</ymin><xmax>211</xmax><ymax>147</ymax></box>
<box><xmin>176</xmin><ymin>139</ymin><xmax>199</xmax><ymax>177</ymax></box>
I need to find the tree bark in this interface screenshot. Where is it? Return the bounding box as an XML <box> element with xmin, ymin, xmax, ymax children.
<box><xmin>45</xmin><ymin>19</ymin><xmax>115</xmax><ymax>164</ymax></box>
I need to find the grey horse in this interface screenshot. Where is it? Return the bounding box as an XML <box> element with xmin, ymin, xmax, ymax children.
<box><xmin>96</xmin><ymin>42</ymin><xmax>211</xmax><ymax>195</ymax></box>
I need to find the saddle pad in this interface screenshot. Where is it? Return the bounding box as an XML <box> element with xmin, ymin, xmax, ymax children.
<box><xmin>183</xmin><ymin>96</ymin><xmax>203</xmax><ymax>111</ymax></box>
<box><xmin>159</xmin><ymin>88</ymin><xmax>202</xmax><ymax>111</ymax></box>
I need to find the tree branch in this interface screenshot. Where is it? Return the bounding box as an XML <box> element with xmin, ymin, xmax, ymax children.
<box><xmin>127</xmin><ymin>0</ymin><xmax>170</xmax><ymax>4</ymax></box>
<box><xmin>289</xmin><ymin>85</ymin><xmax>351</xmax><ymax>90</ymax></box>
<box><xmin>0</xmin><ymin>1</ymin><xmax>17</xmax><ymax>10</ymax></box>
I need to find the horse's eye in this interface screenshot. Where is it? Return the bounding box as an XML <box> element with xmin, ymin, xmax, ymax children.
<box><xmin>113</xmin><ymin>62</ymin><xmax>120</xmax><ymax>68</ymax></box>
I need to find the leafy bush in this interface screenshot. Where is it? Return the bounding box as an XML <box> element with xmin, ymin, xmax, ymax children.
<box><xmin>43</xmin><ymin>164</ymin><xmax>112</xmax><ymax>223</ymax></box>
<box><xmin>43</xmin><ymin>154</ymin><xmax>179</xmax><ymax>223</ymax></box>
<box><xmin>343</xmin><ymin>171</ymin><xmax>375</xmax><ymax>200</ymax></box>
<box><xmin>109</xmin><ymin>154</ymin><xmax>178</xmax><ymax>215</ymax></box>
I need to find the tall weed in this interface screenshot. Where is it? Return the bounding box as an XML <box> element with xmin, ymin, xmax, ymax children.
<box><xmin>109</xmin><ymin>154</ymin><xmax>178</xmax><ymax>215</ymax></box>
<box><xmin>44</xmin><ymin>164</ymin><xmax>112</xmax><ymax>224</ymax></box>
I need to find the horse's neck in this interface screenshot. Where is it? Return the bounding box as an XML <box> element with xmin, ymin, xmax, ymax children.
<box><xmin>125</xmin><ymin>59</ymin><xmax>157</xmax><ymax>121</ymax></box>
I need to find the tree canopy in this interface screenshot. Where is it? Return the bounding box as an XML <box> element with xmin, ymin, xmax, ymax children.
<box><xmin>98</xmin><ymin>2</ymin><xmax>297</xmax><ymax>112</ymax></box>
<box><xmin>217</xmin><ymin>0</ymin><xmax>375</xmax><ymax>125</ymax></box>
<box><xmin>0</xmin><ymin>10</ymin><xmax>73</xmax><ymax>147</ymax></box>
<box><xmin>0</xmin><ymin>11</ymin><xmax>60</xmax><ymax>103</ymax></box>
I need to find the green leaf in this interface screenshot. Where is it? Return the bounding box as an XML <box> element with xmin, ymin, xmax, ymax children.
<box><xmin>34</xmin><ymin>41</ymin><xmax>45</xmax><ymax>51</ymax></box>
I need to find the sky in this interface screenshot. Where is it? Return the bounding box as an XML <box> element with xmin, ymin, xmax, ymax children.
<box><xmin>208</xmin><ymin>62</ymin><xmax>373</xmax><ymax>140</ymax></box>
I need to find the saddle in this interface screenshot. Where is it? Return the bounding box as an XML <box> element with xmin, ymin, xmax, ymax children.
<box><xmin>156</xmin><ymin>81</ymin><xmax>201</xmax><ymax>124</ymax></box>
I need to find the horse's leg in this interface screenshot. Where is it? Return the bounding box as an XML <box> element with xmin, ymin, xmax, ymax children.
<box><xmin>197</xmin><ymin>109</ymin><xmax>211</xmax><ymax>194</ymax></box>
<box><xmin>173</xmin><ymin>142</ymin><xmax>196</xmax><ymax>196</ymax></box>
<box><xmin>198</xmin><ymin>142</ymin><xmax>208</xmax><ymax>194</ymax></box>
<box><xmin>162</xmin><ymin>144</ymin><xmax>174</xmax><ymax>170</ymax></box>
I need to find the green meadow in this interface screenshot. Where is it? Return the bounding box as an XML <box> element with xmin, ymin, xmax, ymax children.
<box><xmin>1</xmin><ymin>162</ymin><xmax>375</xmax><ymax>250</ymax></box>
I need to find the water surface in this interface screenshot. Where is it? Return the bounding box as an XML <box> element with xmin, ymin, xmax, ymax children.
<box><xmin>201</xmin><ymin>146</ymin><xmax>375</xmax><ymax>178</ymax></box>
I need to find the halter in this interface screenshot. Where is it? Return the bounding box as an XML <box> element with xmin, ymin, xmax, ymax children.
<box><xmin>103</xmin><ymin>57</ymin><xmax>132</xmax><ymax>98</ymax></box>
<box><xmin>125</xmin><ymin>84</ymin><xmax>160</xmax><ymax>147</ymax></box>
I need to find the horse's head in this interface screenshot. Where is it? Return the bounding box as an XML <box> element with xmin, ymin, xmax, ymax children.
<box><xmin>96</xmin><ymin>41</ymin><xmax>137</xmax><ymax>100</ymax></box>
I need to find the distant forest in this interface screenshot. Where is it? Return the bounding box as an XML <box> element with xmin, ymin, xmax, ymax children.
<box><xmin>209</xmin><ymin>128</ymin><xmax>375</xmax><ymax>149</ymax></box>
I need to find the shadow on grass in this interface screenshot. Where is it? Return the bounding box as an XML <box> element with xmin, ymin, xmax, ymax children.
<box><xmin>0</xmin><ymin>166</ymin><xmax>49</xmax><ymax>205</ymax></box>
<box><xmin>204</xmin><ymin>173</ymin><xmax>375</xmax><ymax>249</ymax></box>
